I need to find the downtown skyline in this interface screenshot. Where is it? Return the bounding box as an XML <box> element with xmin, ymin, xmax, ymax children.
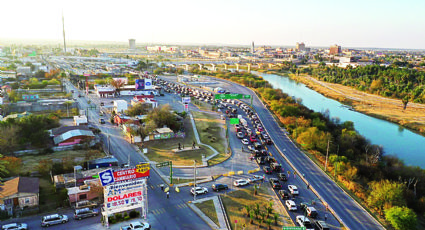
<box><xmin>1</xmin><ymin>0</ymin><xmax>424</xmax><ymax>50</ymax></box>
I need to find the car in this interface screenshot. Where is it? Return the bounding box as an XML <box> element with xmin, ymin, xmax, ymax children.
<box><xmin>265</xmin><ymin>156</ymin><xmax>276</xmax><ymax>163</ymax></box>
<box><xmin>306</xmin><ymin>206</ymin><xmax>318</xmax><ymax>218</ymax></box>
<box><xmin>265</xmin><ymin>138</ymin><xmax>273</xmax><ymax>145</ymax></box>
<box><xmin>249</xmin><ymin>136</ymin><xmax>257</xmax><ymax>142</ymax></box>
<box><xmin>256</xmin><ymin>157</ymin><xmax>265</xmax><ymax>165</ymax></box>
<box><xmin>260</xmin><ymin>149</ymin><xmax>268</xmax><ymax>156</ymax></box>
<box><xmin>253</xmin><ymin>142</ymin><xmax>262</xmax><ymax>150</ymax></box>
<box><xmin>129</xmin><ymin>221</ymin><xmax>151</xmax><ymax>230</ymax></box>
<box><xmin>285</xmin><ymin>200</ymin><xmax>297</xmax><ymax>211</ymax></box>
<box><xmin>212</xmin><ymin>184</ymin><xmax>228</xmax><ymax>192</ymax></box>
<box><xmin>74</xmin><ymin>208</ymin><xmax>99</xmax><ymax>220</ymax></box>
<box><xmin>270</xmin><ymin>162</ymin><xmax>281</xmax><ymax>171</ymax></box>
<box><xmin>269</xmin><ymin>178</ymin><xmax>281</xmax><ymax>189</ymax></box>
<box><xmin>315</xmin><ymin>220</ymin><xmax>330</xmax><ymax>230</ymax></box>
<box><xmin>248</xmin><ymin>175</ymin><xmax>264</xmax><ymax>183</ymax></box>
<box><xmin>247</xmin><ymin>145</ymin><xmax>255</xmax><ymax>151</ymax></box>
<box><xmin>191</xmin><ymin>186</ymin><xmax>208</xmax><ymax>195</ymax></box>
<box><xmin>1</xmin><ymin>223</ymin><xmax>28</xmax><ymax>230</ymax></box>
<box><xmin>263</xmin><ymin>166</ymin><xmax>272</xmax><ymax>174</ymax></box>
<box><xmin>277</xmin><ymin>173</ymin><xmax>287</xmax><ymax>181</ymax></box>
<box><xmin>100</xmin><ymin>102</ymin><xmax>104</xmax><ymax>106</ymax></box>
<box><xmin>41</xmin><ymin>214</ymin><xmax>69</xmax><ymax>227</ymax></box>
<box><xmin>288</xmin><ymin>185</ymin><xmax>299</xmax><ymax>195</ymax></box>
<box><xmin>234</xmin><ymin>179</ymin><xmax>249</xmax><ymax>187</ymax></box>
<box><xmin>241</xmin><ymin>139</ymin><xmax>249</xmax><ymax>145</ymax></box>
<box><xmin>278</xmin><ymin>190</ymin><xmax>290</xmax><ymax>199</ymax></box>
<box><xmin>236</xmin><ymin>132</ymin><xmax>245</xmax><ymax>139</ymax></box>
<box><xmin>296</xmin><ymin>215</ymin><xmax>314</xmax><ymax>230</ymax></box>
<box><xmin>99</xmin><ymin>118</ymin><xmax>105</xmax><ymax>124</ymax></box>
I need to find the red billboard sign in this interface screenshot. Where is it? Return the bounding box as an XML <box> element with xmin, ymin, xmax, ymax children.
<box><xmin>113</xmin><ymin>164</ymin><xmax>150</xmax><ymax>182</ymax></box>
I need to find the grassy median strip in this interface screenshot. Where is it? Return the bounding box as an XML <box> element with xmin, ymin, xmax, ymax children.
<box><xmin>192</xmin><ymin>111</ymin><xmax>226</xmax><ymax>154</ymax></box>
<box><xmin>221</xmin><ymin>184</ymin><xmax>291</xmax><ymax>230</ymax></box>
<box><xmin>194</xmin><ymin>199</ymin><xmax>220</xmax><ymax>227</ymax></box>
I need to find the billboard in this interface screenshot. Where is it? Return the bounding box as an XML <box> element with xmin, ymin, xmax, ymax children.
<box><xmin>104</xmin><ymin>179</ymin><xmax>146</xmax><ymax>210</ymax></box>
<box><xmin>99</xmin><ymin>169</ymin><xmax>115</xmax><ymax>187</ymax></box>
<box><xmin>144</xmin><ymin>79</ymin><xmax>152</xmax><ymax>90</ymax></box>
<box><xmin>182</xmin><ymin>97</ymin><xmax>191</xmax><ymax>104</ymax></box>
<box><xmin>113</xmin><ymin>164</ymin><xmax>150</xmax><ymax>183</ymax></box>
<box><xmin>135</xmin><ymin>79</ymin><xmax>145</xmax><ymax>90</ymax></box>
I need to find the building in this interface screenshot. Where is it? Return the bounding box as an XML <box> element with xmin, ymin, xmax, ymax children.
<box><xmin>0</xmin><ymin>177</ymin><xmax>39</xmax><ymax>216</ymax></box>
<box><xmin>330</xmin><ymin>44</ymin><xmax>342</xmax><ymax>55</ymax></box>
<box><xmin>94</xmin><ymin>85</ymin><xmax>115</xmax><ymax>98</ymax></box>
<box><xmin>67</xmin><ymin>180</ymin><xmax>100</xmax><ymax>203</ymax></box>
<box><xmin>113</xmin><ymin>100</ymin><xmax>128</xmax><ymax>113</ymax></box>
<box><xmin>74</xmin><ymin>115</ymin><xmax>88</xmax><ymax>126</ymax></box>
<box><xmin>296</xmin><ymin>42</ymin><xmax>306</xmax><ymax>51</ymax></box>
<box><xmin>129</xmin><ymin>39</ymin><xmax>136</xmax><ymax>49</ymax></box>
<box><xmin>251</xmin><ymin>41</ymin><xmax>255</xmax><ymax>53</ymax></box>
<box><xmin>53</xmin><ymin>129</ymin><xmax>95</xmax><ymax>146</ymax></box>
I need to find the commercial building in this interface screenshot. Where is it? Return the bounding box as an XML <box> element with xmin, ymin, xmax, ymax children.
<box><xmin>296</xmin><ymin>42</ymin><xmax>306</xmax><ymax>51</ymax></box>
<box><xmin>330</xmin><ymin>44</ymin><xmax>342</xmax><ymax>55</ymax></box>
<box><xmin>129</xmin><ymin>39</ymin><xmax>136</xmax><ymax>49</ymax></box>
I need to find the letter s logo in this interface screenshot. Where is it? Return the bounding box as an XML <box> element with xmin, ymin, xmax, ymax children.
<box><xmin>99</xmin><ymin>169</ymin><xmax>115</xmax><ymax>186</ymax></box>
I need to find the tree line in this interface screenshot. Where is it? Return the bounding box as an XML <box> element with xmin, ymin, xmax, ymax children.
<box><xmin>184</xmin><ymin>66</ymin><xmax>424</xmax><ymax>229</ymax></box>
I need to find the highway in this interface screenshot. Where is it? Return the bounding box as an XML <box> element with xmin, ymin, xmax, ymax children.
<box><xmin>210</xmin><ymin>76</ymin><xmax>385</xmax><ymax>230</ymax></box>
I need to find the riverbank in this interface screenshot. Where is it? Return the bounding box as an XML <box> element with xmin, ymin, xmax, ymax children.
<box><xmin>266</xmin><ymin>70</ymin><xmax>425</xmax><ymax>136</ymax></box>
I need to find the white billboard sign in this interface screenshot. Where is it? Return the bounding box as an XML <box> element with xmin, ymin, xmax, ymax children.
<box><xmin>182</xmin><ymin>97</ymin><xmax>191</xmax><ymax>104</ymax></box>
<box><xmin>144</xmin><ymin>79</ymin><xmax>152</xmax><ymax>90</ymax></box>
<box><xmin>103</xmin><ymin>178</ymin><xmax>147</xmax><ymax>211</ymax></box>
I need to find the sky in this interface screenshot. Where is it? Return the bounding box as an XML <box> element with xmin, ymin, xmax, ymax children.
<box><xmin>1</xmin><ymin>0</ymin><xmax>424</xmax><ymax>49</ymax></box>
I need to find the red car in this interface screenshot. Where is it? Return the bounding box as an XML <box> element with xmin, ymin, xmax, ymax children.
<box><xmin>249</xmin><ymin>136</ymin><xmax>257</xmax><ymax>142</ymax></box>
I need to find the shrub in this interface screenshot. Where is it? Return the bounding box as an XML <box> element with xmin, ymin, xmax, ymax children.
<box><xmin>129</xmin><ymin>210</ymin><xmax>139</xmax><ymax>218</ymax></box>
<box><xmin>114</xmin><ymin>213</ymin><xmax>123</xmax><ymax>221</ymax></box>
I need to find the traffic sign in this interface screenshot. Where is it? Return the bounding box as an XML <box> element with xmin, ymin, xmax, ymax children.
<box><xmin>156</xmin><ymin>161</ymin><xmax>171</xmax><ymax>168</ymax></box>
<box><xmin>99</xmin><ymin>169</ymin><xmax>115</xmax><ymax>187</ymax></box>
<box><xmin>214</xmin><ymin>94</ymin><xmax>251</xmax><ymax>100</ymax></box>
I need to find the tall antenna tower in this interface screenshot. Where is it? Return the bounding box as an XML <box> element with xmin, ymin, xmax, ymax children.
<box><xmin>62</xmin><ymin>11</ymin><xmax>67</xmax><ymax>53</ymax></box>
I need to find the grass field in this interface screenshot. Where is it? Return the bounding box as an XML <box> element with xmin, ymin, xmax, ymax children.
<box><xmin>145</xmin><ymin>118</ymin><xmax>215</xmax><ymax>165</ymax></box>
<box><xmin>194</xmin><ymin>199</ymin><xmax>220</xmax><ymax>227</ymax></box>
<box><xmin>20</xmin><ymin>150</ymin><xmax>105</xmax><ymax>174</ymax></box>
<box><xmin>191</xmin><ymin>111</ymin><xmax>226</xmax><ymax>154</ymax></box>
<box><xmin>221</xmin><ymin>183</ymin><xmax>292</xmax><ymax>230</ymax></box>
<box><xmin>288</xmin><ymin>73</ymin><xmax>425</xmax><ymax>135</ymax></box>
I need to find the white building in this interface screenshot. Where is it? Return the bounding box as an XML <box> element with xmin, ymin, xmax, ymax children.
<box><xmin>74</xmin><ymin>115</ymin><xmax>88</xmax><ymax>126</ymax></box>
<box><xmin>113</xmin><ymin>100</ymin><xmax>128</xmax><ymax>113</ymax></box>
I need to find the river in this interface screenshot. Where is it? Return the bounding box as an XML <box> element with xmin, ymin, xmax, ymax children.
<box><xmin>257</xmin><ymin>71</ymin><xmax>425</xmax><ymax>168</ymax></box>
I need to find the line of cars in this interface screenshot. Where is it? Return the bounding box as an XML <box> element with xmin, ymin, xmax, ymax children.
<box><xmin>231</xmin><ymin>99</ymin><xmax>331</xmax><ymax>230</ymax></box>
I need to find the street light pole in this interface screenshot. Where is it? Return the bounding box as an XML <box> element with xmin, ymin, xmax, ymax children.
<box><xmin>325</xmin><ymin>139</ymin><xmax>330</xmax><ymax>172</ymax></box>
<box><xmin>193</xmin><ymin>160</ymin><xmax>197</xmax><ymax>201</ymax></box>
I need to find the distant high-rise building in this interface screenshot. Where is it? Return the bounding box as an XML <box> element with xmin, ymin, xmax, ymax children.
<box><xmin>251</xmin><ymin>41</ymin><xmax>254</xmax><ymax>53</ymax></box>
<box><xmin>62</xmin><ymin>12</ymin><xmax>67</xmax><ymax>53</ymax></box>
<box><xmin>296</xmin><ymin>42</ymin><xmax>305</xmax><ymax>51</ymax></box>
<box><xmin>329</xmin><ymin>44</ymin><xmax>342</xmax><ymax>55</ymax></box>
<box><xmin>129</xmin><ymin>39</ymin><xmax>136</xmax><ymax>49</ymax></box>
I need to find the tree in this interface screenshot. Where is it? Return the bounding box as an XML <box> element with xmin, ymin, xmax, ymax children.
<box><xmin>244</xmin><ymin>205</ymin><xmax>251</xmax><ymax>217</ymax></box>
<box><xmin>249</xmin><ymin>211</ymin><xmax>255</xmax><ymax>224</ymax></box>
<box><xmin>2</xmin><ymin>156</ymin><xmax>22</xmax><ymax>176</ymax></box>
<box><xmin>273</xmin><ymin>213</ymin><xmax>279</xmax><ymax>225</ymax></box>
<box><xmin>0</xmin><ymin>125</ymin><xmax>20</xmax><ymax>154</ymax></box>
<box><xmin>126</xmin><ymin>103</ymin><xmax>150</xmax><ymax>117</ymax></box>
<box><xmin>0</xmin><ymin>154</ymin><xmax>9</xmax><ymax>180</ymax></box>
<box><xmin>266</xmin><ymin>218</ymin><xmax>272</xmax><ymax>230</ymax></box>
<box><xmin>137</xmin><ymin>120</ymin><xmax>157</xmax><ymax>144</ymax></box>
<box><xmin>367</xmin><ymin>180</ymin><xmax>406</xmax><ymax>214</ymax></box>
<box><xmin>385</xmin><ymin>206</ymin><xmax>417</xmax><ymax>230</ymax></box>
<box><xmin>110</xmin><ymin>79</ymin><xmax>125</xmax><ymax>95</ymax></box>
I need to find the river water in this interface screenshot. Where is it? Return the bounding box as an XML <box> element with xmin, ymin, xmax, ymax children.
<box><xmin>257</xmin><ymin>71</ymin><xmax>425</xmax><ymax>168</ymax></box>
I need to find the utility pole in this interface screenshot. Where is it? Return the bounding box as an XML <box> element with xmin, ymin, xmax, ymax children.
<box><xmin>325</xmin><ymin>139</ymin><xmax>330</xmax><ymax>172</ymax></box>
<box><xmin>193</xmin><ymin>160</ymin><xmax>197</xmax><ymax>201</ymax></box>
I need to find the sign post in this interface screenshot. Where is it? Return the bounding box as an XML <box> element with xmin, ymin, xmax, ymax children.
<box><xmin>156</xmin><ymin>161</ymin><xmax>173</xmax><ymax>184</ymax></box>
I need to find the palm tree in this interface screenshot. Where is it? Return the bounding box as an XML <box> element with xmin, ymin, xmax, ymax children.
<box><xmin>273</xmin><ymin>213</ymin><xmax>279</xmax><ymax>225</ymax></box>
<box><xmin>244</xmin><ymin>205</ymin><xmax>251</xmax><ymax>217</ymax></box>
<box><xmin>266</xmin><ymin>202</ymin><xmax>273</xmax><ymax>218</ymax></box>
<box><xmin>254</xmin><ymin>184</ymin><xmax>258</xmax><ymax>196</ymax></box>
<box><xmin>266</xmin><ymin>218</ymin><xmax>272</xmax><ymax>230</ymax></box>
<box><xmin>249</xmin><ymin>211</ymin><xmax>255</xmax><ymax>224</ymax></box>
<box><xmin>260</xmin><ymin>211</ymin><xmax>266</xmax><ymax>222</ymax></box>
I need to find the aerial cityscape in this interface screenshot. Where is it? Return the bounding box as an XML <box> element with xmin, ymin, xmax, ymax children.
<box><xmin>0</xmin><ymin>1</ymin><xmax>424</xmax><ymax>230</ymax></box>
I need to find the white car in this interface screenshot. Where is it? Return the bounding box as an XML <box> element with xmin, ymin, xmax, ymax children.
<box><xmin>296</xmin><ymin>215</ymin><xmax>314</xmax><ymax>230</ymax></box>
<box><xmin>241</xmin><ymin>139</ymin><xmax>249</xmax><ymax>145</ymax></box>
<box><xmin>288</xmin><ymin>185</ymin><xmax>299</xmax><ymax>195</ymax></box>
<box><xmin>248</xmin><ymin>175</ymin><xmax>263</xmax><ymax>183</ymax></box>
<box><xmin>234</xmin><ymin>179</ymin><xmax>249</xmax><ymax>187</ymax></box>
<box><xmin>285</xmin><ymin>200</ymin><xmax>297</xmax><ymax>211</ymax></box>
<box><xmin>129</xmin><ymin>221</ymin><xmax>151</xmax><ymax>230</ymax></box>
<box><xmin>191</xmin><ymin>186</ymin><xmax>208</xmax><ymax>195</ymax></box>
<box><xmin>1</xmin><ymin>223</ymin><xmax>28</xmax><ymax>230</ymax></box>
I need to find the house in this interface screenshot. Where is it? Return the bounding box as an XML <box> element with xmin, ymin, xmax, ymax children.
<box><xmin>53</xmin><ymin>129</ymin><xmax>95</xmax><ymax>146</ymax></box>
<box><xmin>113</xmin><ymin>114</ymin><xmax>139</xmax><ymax>125</ymax></box>
<box><xmin>50</xmin><ymin>125</ymin><xmax>91</xmax><ymax>137</ymax></box>
<box><xmin>67</xmin><ymin>179</ymin><xmax>101</xmax><ymax>204</ymax></box>
<box><xmin>94</xmin><ymin>85</ymin><xmax>115</xmax><ymax>98</ymax></box>
<box><xmin>74</xmin><ymin>115</ymin><xmax>88</xmax><ymax>126</ymax></box>
<box><xmin>0</xmin><ymin>177</ymin><xmax>39</xmax><ymax>216</ymax></box>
